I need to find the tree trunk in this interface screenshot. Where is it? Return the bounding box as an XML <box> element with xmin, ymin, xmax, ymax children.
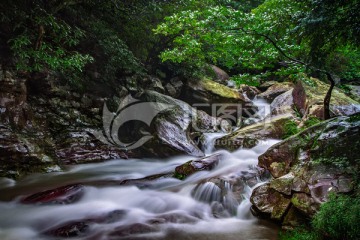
<box><xmin>323</xmin><ymin>72</ymin><xmax>335</xmax><ymax>120</ymax></box>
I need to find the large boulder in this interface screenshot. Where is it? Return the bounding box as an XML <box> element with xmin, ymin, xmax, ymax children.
<box><xmin>180</xmin><ymin>78</ymin><xmax>252</xmax><ymax>118</ymax></box>
<box><xmin>215</xmin><ymin>114</ymin><xmax>293</xmax><ymax>151</ymax></box>
<box><xmin>121</xmin><ymin>90</ymin><xmax>229</xmax><ymax>157</ymax></box>
<box><xmin>301</xmin><ymin>77</ymin><xmax>360</xmax><ymax>119</ymax></box>
<box><xmin>251</xmin><ymin>114</ymin><xmax>360</xmax><ymax>227</ymax></box>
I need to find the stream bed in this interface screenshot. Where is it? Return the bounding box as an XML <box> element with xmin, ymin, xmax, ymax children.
<box><xmin>0</xmin><ymin>138</ymin><xmax>279</xmax><ymax>240</ymax></box>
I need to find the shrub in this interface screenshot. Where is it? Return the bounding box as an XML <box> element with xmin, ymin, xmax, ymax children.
<box><xmin>312</xmin><ymin>194</ymin><xmax>360</xmax><ymax>240</ymax></box>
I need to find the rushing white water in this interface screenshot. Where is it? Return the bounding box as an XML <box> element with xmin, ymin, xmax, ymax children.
<box><xmin>0</xmin><ymin>138</ymin><xmax>279</xmax><ymax>240</ymax></box>
<box><xmin>243</xmin><ymin>97</ymin><xmax>271</xmax><ymax>126</ymax></box>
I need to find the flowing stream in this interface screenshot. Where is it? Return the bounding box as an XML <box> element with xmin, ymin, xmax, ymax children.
<box><xmin>0</xmin><ymin>98</ymin><xmax>280</xmax><ymax>240</ymax></box>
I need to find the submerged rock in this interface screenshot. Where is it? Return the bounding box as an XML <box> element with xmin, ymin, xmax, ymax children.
<box><xmin>174</xmin><ymin>153</ymin><xmax>223</xmax><ymax>179</ymax></box>
<box><xmin>21</xmin><ymin>184</ymin><xmax>85</xmax><ymax>204</ymax></box>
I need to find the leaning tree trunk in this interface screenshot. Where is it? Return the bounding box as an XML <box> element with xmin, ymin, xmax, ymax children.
<box><xmin>323</xmin><ymin>72</ymin><xmax>335</xmax><ymax>120</ymax></box>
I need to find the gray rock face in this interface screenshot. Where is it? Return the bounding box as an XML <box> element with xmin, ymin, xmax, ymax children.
<box><xmin>165</xmin><ymin>77</ymin><xmax>183</xmax><ymax>98</ymax></box>
<box><xmin>128</xmin><ymin>90</ymin><xmax>230</xmax><ymax>157</ymax></box>
<box><xmin>251</xmin><ymin>114</ymin><xmax>360</xmax><ymax>227</ymax></box>
<box><xmin>270</xmin><ymin>89</ymin><xmax>295</xmax><ymax>116</ymax></box>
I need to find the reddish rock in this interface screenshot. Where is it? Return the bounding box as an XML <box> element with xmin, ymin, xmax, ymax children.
<box><xmin>21</xmin><ymin>184</ymin><xmax>84</xmax><ymax>204</ymax></box>
<box><xmin>292</xmin><ymin>81</ymin><xmax>307</xmax><ymax>115</ymax></box>
<box><xmin>45</xmin><ymin>221</ymin><xmax>90</xmax><ymax>238</ymax></box>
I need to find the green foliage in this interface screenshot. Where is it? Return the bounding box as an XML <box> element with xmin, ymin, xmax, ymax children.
<box><xmin>303</xmin><ymin>117</ymin><xmax>321</xmax><ymax>128</ymax></box>
<box><xmin>283</xmin><ymin>117</ymin><xmax>321</xmax><ymax>139</ymax></box>
<box><xmin>327</xmin><ymin>45</ymin><xmax>360</xmax><ymax>82</ymax></box>
<box><xmin>230</xmin><ymin>74</ymin><xmax>260</xmax><ymax>87</ymax></box>
<box><xmin>154</xmin><ymin>0</ymin><xmax>312</xmax><ymax>81</ymax></box>
<box><xmin>279</xmin><ymin>227</ymin><xmax>319</xmax><ymax>240</ymax></box>
<box><xmin>87</xmin><ymin>20</ymin><xmax>145</xmax><ymax>80</ymax></box>
<box><xmin>283</xmin><ymin>120</ymin><xmax>300</xmax><ymax>139</ymax></box>
<box><xmin>312</xmin><ymin>194</ymin><xmax>360</xmax><ymax>240</ymax></box>
<box><xmin>280</xmin><ymin>194</ymin><xmax>360</xmax><ymax>240</ymax></box>
<box><xmin>299</xmin><ymin>0</ymin><xmax>360</xmax><ymax>67</ymax></box>
<box><xmin>5</xmin><ymin>5</ymin><xmax>93</xmax><ymax>73</ymax></box>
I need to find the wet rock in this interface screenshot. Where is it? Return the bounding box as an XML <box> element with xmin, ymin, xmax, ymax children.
<box><xmin>282</xmin><ymin>206</ymin><xmax>308</xmax><ymax>230</ymax></box>
<box><xmin>258</xmin><ymin>82</ymin><xmax>294</xmax><ymax>102</ymax></box>
<box><xmin>21</xmin><ymin>184</ymin><xmax>84</xmax><ymax>204</ymax></box>
<box><xmin>211</xmin><ymin>201</ymin><xmax>232</xmax><ymax>218</ymax></box>
<box><xmin>0</xmin><ymin>125</ymin><xmax>59</xmax><ymax>179</ymax></box>
<box><xmin>56</xmin><ymin>130</ymin><xmax>129</xmax><ymax>164</ymax></box>
<box><xmin>147</xmin><ymin>77</ymin><xmax>165</xmax><ymax>93</ymax></box>
<box><xmin>174</xmin><ymin>153</ymin><xmax>223</xmax><ymax>179</ymax></box>
<box><xmin>148</xmin><ymin>212</ymin><xmax>199</xmax><ymax>224</ymax></box>
<box><xmin>44</xmin><ymin>209</ymin><xmax>127</xmax><ymax>238</ymax></box>
<box><xmin>259</xmin><ymin>115</ymin><xmax>360</xmax><ymax>178</ymax></box>
<box><xmin>292</xmin><ymin>81</ymin><xmax>307</xmax><ymax>115</ymax></box>
<box><xmin>165</xmin><ymin>77</ymin><xmax>184</xmax><ymax>98</ymax></box>
<box><xmin>109</xmin><ymin>223</ymin><xmax>158</xmax><ymax>237</ymax></box>
<box><xmin>347</xmin><ymin>84</ymin><xmax>360</xmax><ymax>102</ymax></box>
<box><xmin>45</xmin><ymin>221</ymin><xmax>90</xmax><ymax>238</ymax></box>
<box><xmin>118</xmin><ymin>173</ymin><xmax>174</xmax><ymax>188</ymax></box>
<box><xmin>250</xmin><ymin>183</ymin><xmax>291</xmax><ymax>221</ymax></box>
<box><xmin>269</xmin><ymin>173</ymin><xmax>294</xmax><ymax>196</ymax></box>
<box><xmin>132</xmin><ymin>90</ymin><xmax>228</xmax><ymax>157</ymax></box>
<box><xmin>215</xmin><ymin>114</ymin><xmax>292</xmax><ymax>151</ymax></box>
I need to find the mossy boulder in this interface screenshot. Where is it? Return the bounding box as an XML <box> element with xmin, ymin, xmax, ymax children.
<box><xmin>250</xmin><ymin>183</ymin><xmax>291</xmax><ymax>221</ymax></box>
<box><xmin>301</xmin><ymin>77</ymin><xmax>360</xmax><ymax>118</ymax></box>
<box><xmin>251</xmin><ymin>114</ymin><xmax>360</xmax><ymax>228</ymax></box>
<box><xmin>215</xmin><ymin>114</ymin><xmax>293</xmax><ymax>151</ymax></box>
<box><xmin>180</xmin><ymin>78</ymin><xmax>252</xmax><ymax>117</ymax></box>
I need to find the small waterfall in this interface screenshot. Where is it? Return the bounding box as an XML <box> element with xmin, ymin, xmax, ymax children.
<box><xmin>243</xmin><ymin>97</ymin><xmax>271</xmax><ymax>126</ymax></box>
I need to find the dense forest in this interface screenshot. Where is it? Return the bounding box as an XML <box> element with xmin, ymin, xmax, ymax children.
<box><xmin>0</xmin><ymin>0</ymin><xmax>359</xmax><ymax>239</ymax></box>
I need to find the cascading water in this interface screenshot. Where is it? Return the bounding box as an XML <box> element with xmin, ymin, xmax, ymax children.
<box><xmin>0</xmin><ymin>141</ymin><xmax>279</xmax><ymax>240</ymax></box>
<box><xmin>0</xmin><ymin>97</ymin><xmax>279</xmax><ymax>240</ymax></box>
